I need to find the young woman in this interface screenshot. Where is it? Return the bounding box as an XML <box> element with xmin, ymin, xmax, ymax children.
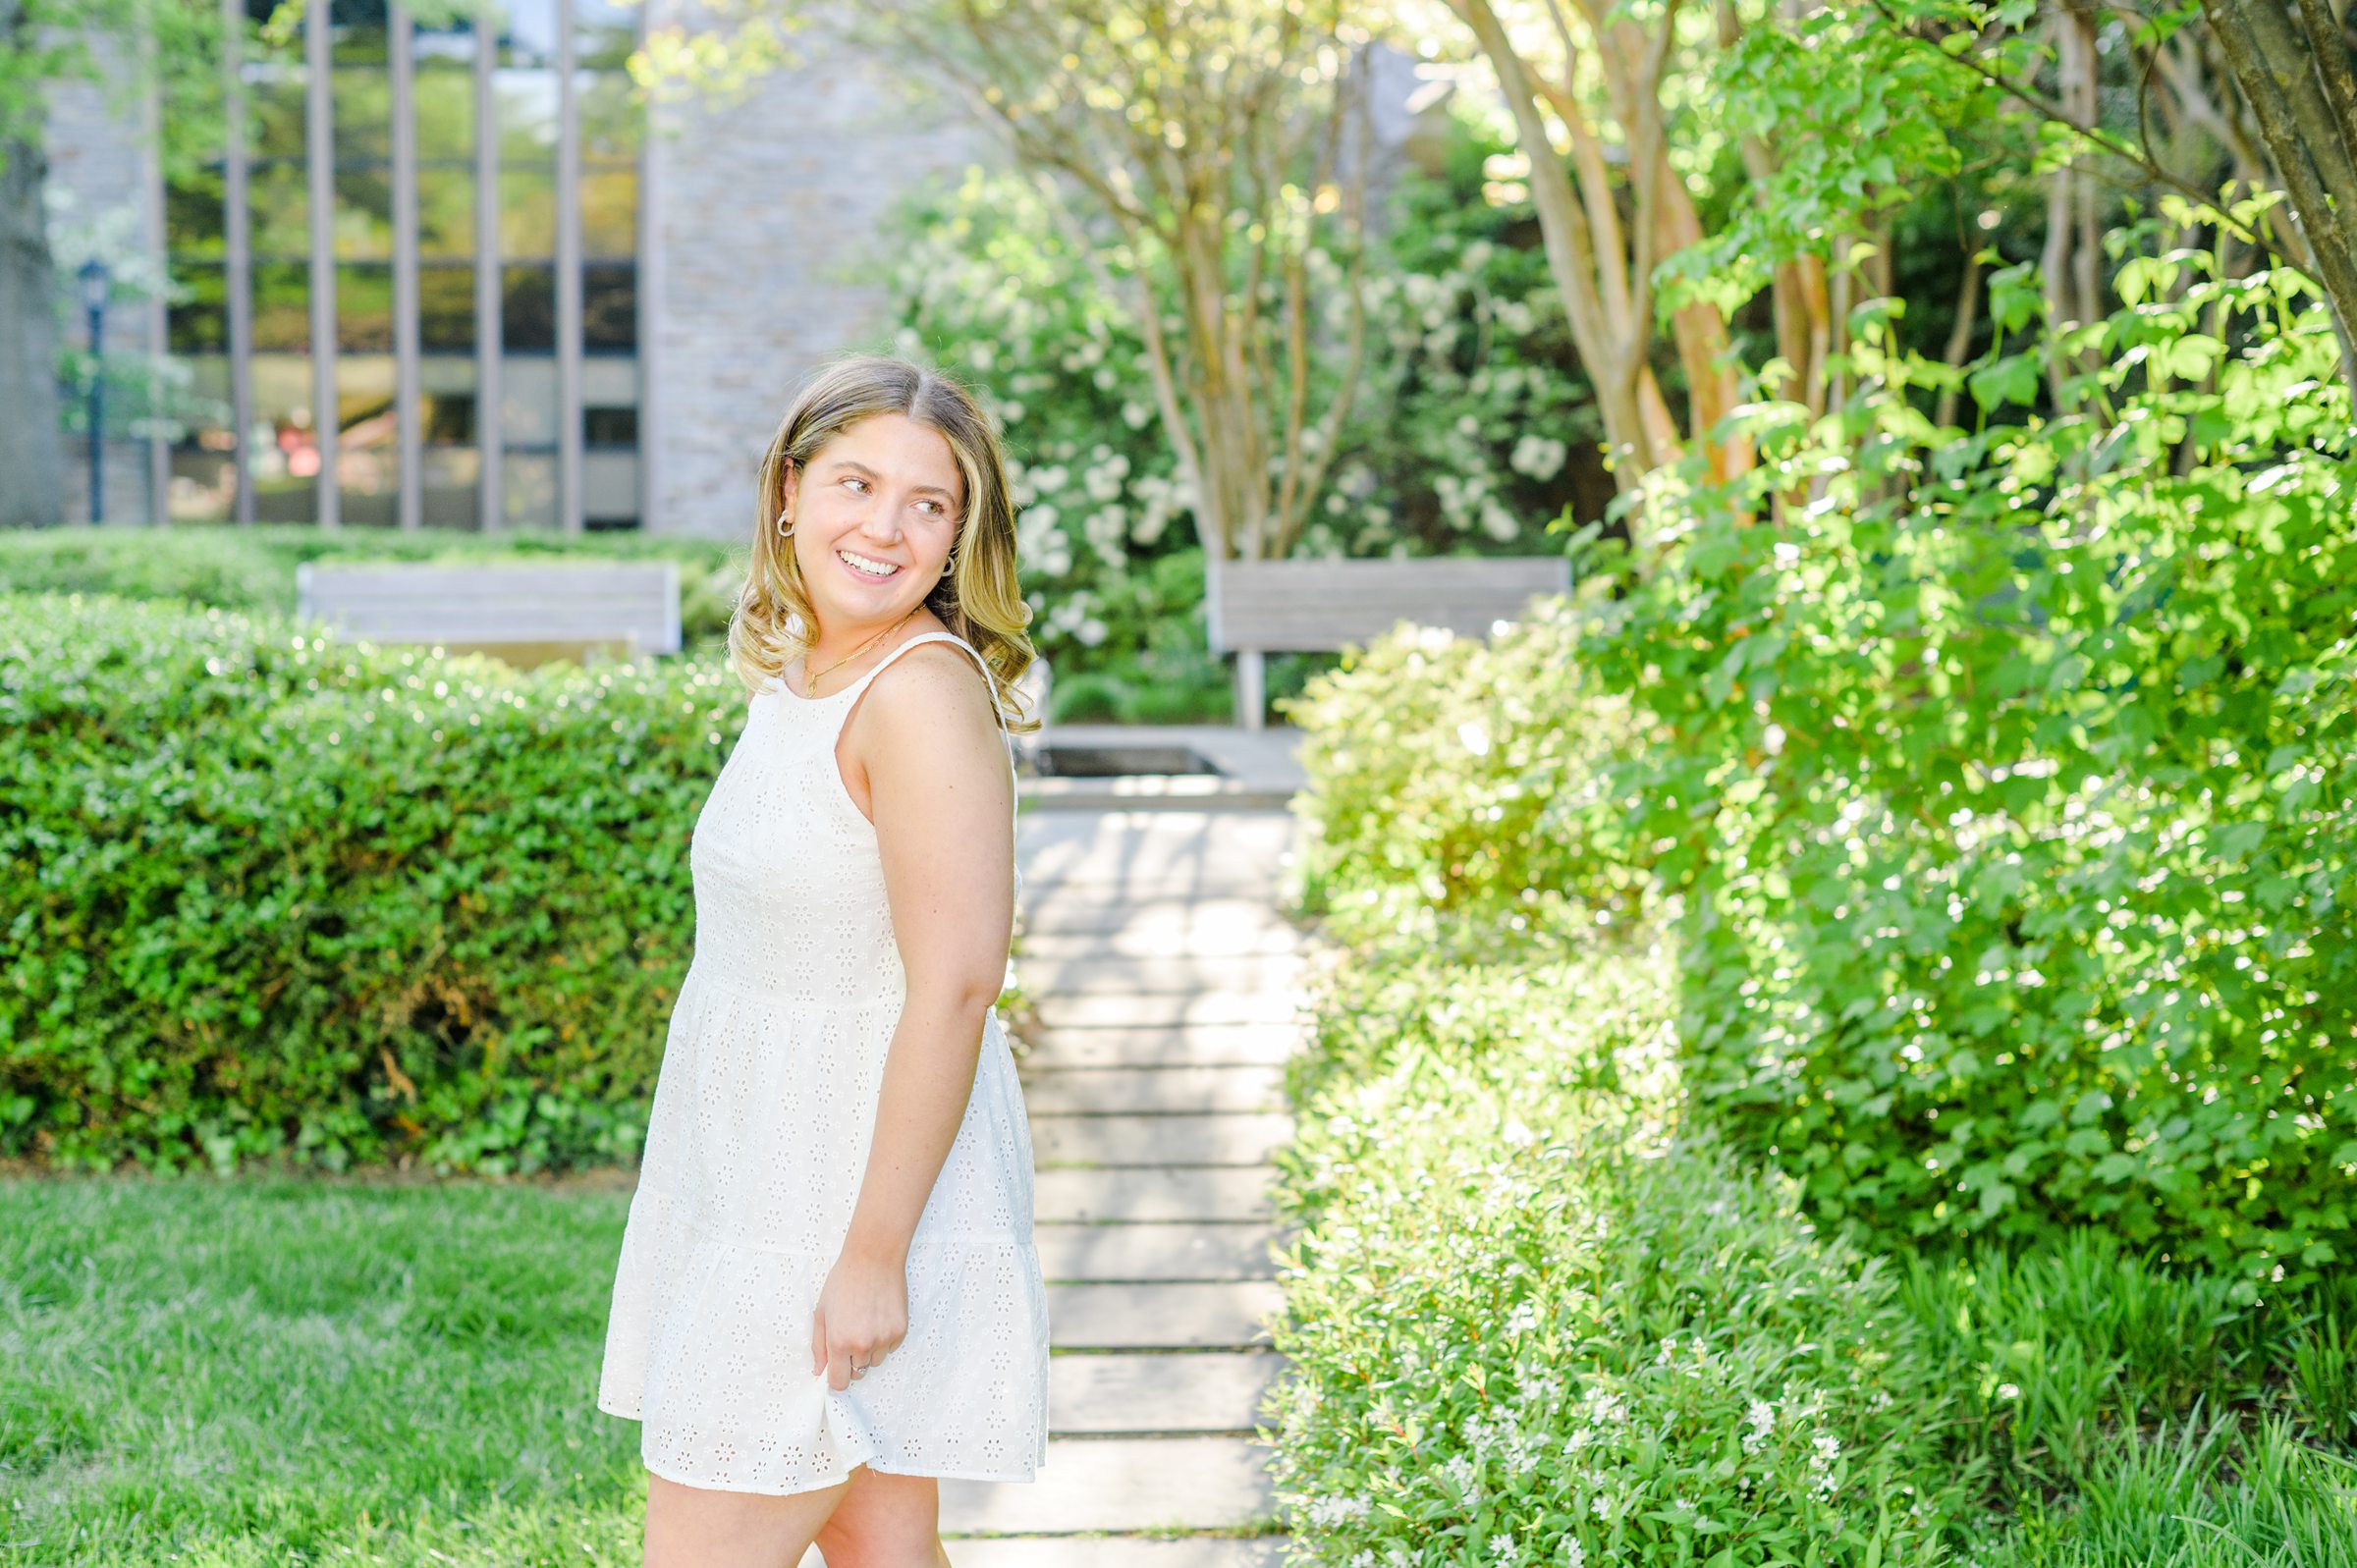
<box><xmin>596</xmin><ymin>353</ymin><xmax>1050</xmax><ymax>1567</ymax></box>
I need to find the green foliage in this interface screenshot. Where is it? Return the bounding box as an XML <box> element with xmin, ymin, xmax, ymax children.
<box><xmin>1263</xmin><ymin>923</ymin><xmax>1973</xmax><ymax>1566</ymax></box>
<box><xmin>1898</xmin><ymin>1232</ymin><xmax>2357</xmax><ymax>1491</ymax></box>
<box><xmin>1277</xmin><ymin>597</ymin><xmax>2357</xmax><ymax>1564</ymax></box>
<box><xmin>1284</xmin><ymin>594</ymin><xmax>1645</xmax><ymax>943</ymax></box>
<box><xmin>0</xmin><ymin>522</ymin><xmax>750</xmax><ymax>646</ymax></box>
<box><xmin>1333</xmin><ymin>110</ymin><xmax>1608</xmax><ymax>549</ymax></box>
<box><xmin>0</xmin><ymin>590</ymin><xmax>740</xmax><ymax>1172</ymax></box>
<box><xmin>1570</xmin><ymin>232</ymin><xmax>2357</xmax><ymax>1281</ymax></box>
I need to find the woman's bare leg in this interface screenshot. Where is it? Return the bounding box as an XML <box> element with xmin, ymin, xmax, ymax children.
<box><xmin>643</xmin><ymin>1467</ymin><xmax>852</xmax><ymax>1568</ymax></box>
<box><xmin>811</xmin><ymin>1465</ymin><xmax>950</xmax><ymax>1568</ymax></box>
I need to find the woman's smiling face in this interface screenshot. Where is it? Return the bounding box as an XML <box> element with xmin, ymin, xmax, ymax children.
<box><xmin>784</xmin><ymin>411</ymin><xmax>966</xmax><ymax>634</ymax></box>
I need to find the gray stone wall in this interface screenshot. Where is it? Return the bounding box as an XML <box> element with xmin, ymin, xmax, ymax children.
<box><xmin>42</xmin><ymin>46</ymin><xmax>169</xmax><ymax>528</ymax></box>
<box><xmin>639</xmin><ymin>12</ymin><xmax>1003</xmax><ymax>538</ymax></box>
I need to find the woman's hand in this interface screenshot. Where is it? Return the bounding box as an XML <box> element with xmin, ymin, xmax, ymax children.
<box><xmin>811</xmin><ymin>1250</ymin><xmax>909</xmax><ymax>1391</ymax></box>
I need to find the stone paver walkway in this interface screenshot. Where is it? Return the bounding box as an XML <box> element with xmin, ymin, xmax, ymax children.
<box><xmin>803</xmin><ymin>807</ymin><xmax>1304</xmax><ymax>1565</ymax></box>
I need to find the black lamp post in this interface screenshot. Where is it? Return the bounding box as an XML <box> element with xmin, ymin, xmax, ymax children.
<box><xmin>77</xmin><ymin>257</ymin><xmax>109</xmax><ymax>524</ymax></box>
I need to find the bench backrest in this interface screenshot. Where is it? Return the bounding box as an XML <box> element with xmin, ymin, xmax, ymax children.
<box><xmin>295</xmin><ymin>562</ymin><xmax>684</xmax><ymax>656</ymax></box>
<box><xmin>1206</xmin><ymin>556</ymin><xmax>1570</xmax><ymax>653</ymax></box>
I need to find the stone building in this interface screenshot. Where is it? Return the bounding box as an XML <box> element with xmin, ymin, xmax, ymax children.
<box><xmin>44</xmin><ymin>1</ymin><xmax>1428</xmax><ymax>538</ymax></box>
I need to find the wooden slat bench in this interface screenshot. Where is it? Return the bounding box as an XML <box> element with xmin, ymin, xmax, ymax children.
<box><xmin>295</xmin><ymin>561</ymin><xmax>683</xmax><ymax>665</ymax></box>
<box><xmin>1205</xmin><ymin>556</ymin><xmax>1571</xmax><ymax>730</ymax></box>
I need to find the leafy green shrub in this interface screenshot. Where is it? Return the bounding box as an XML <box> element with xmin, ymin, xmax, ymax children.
<box><xmin>1263</xmin><ymin>923</ymin><xmax>1971</xmax><ymax>1565</ymax></box>
<box><xmin>1283</xmin><ymin>594</ymin><xmax>1647</xmax><ymax>943</ymax></box>
<box><xmin>0</xmin><ymin>522</ymin><xmax>750</xmax><ymax>645</ymax></box>
<box><xmin>0</xmin><ymin>590</ymin><xmax>741</xmax><ymax>1172</ymax></box>
<box><xmin>1277</xmin><ymin>925</ymin><xmax>1672</xmax><ymax>1116</ymax></box>
<box><xmin>1573</xmin><ymin>237</ymin><xmax>2357</xmax><ymax>1280</ymax></box>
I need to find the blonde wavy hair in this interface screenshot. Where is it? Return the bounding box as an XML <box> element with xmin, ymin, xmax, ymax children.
<box><xmin>726</xmin><ymin>352</ymin><xmax>1042</xmax><ymax>737</ymax></box>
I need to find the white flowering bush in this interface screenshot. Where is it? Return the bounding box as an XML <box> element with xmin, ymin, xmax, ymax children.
<box><xmin>875</xmin><ymin>166</ymin><xmax>1227</xmax><ymax>719</ymax></box>
<box><xmin>1261</xmin><ymin>924</ymin><xmax>1972</xmax><ymax>1566</ymax></box>
<box><xmin>1322</xmin><ymin>108</ymin><xmax>1607</xmax><ymax>557</ymax></box>
<box><xmin>869</xmin><ymin>109</ymin><xmax>1603</xmax><ymax>718</ymax></box>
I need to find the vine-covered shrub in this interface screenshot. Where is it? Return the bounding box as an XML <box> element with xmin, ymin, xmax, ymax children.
<box><xmin>0</xmin><ymin>523</ymin><xmax>749</xmax><ymax>646</ymax></box>
<box><xmin>1577</xmin><ymin>241</ymin><xmax>2357</xmax><ymax>1279</ymax></box>
<box><xmin>1</xmin><ymin>591</ymin><xmax>740</xmax><ymax>1172</ymax></box>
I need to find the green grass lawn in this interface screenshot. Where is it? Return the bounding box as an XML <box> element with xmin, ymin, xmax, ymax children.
<box><xmin>1</xmin><ymin>1175</ymin><xmax>650</xmax><ymax>1566</ymax></box>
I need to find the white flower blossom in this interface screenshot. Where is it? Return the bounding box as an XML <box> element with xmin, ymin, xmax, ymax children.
<box><xmin>1443</xmin><ymin>1451</ymin><xmax>1481</xmax><ymax>1503</ymax></box>
<box><xmin>1305</xmin><ymin>1493</ymin><xmax>1373</xmax><ymax>1527</ymax></box>
<box><xmin>1579</xmin><ymin>1387</ymin><xmax>1627</xmax><ymax>1426</ymax></box>
<box><xmin>1807</xmin><ymin>1432</ymin><xmax>1842</xmax><ymax>1498</ymax></box>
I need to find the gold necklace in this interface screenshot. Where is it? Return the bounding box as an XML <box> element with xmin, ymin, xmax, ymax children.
<box><xmin>802</xmin><ymin>604</ymin><xmax>922</xmax><ymax>698</ymax></box>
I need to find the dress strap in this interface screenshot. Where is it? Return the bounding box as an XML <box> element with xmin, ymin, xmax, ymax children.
<box><xmin>845</xmin><ymin>632</ymin><xmax>1022</xmax><ymax>849</ymax></box>
<box><xmin>847</xmin><ymin>630</ymin><xmax>1012</xmax><ymax>737</ymax></box>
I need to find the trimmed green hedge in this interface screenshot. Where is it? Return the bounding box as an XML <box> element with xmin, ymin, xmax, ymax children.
<box><xmin>0</xmin><ymin>523</ymin><xmax>750</xmax><ymax>646</ymax></box>
<box><xmin>2</xmin><ymin>589</ymin><xmax>740</xmax><ymax>1172</ymax></box>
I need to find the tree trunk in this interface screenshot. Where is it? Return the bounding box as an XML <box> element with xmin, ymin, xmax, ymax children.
<box><xmin>0</xmin><ymin>0</ymin><xmax>66</xmax><ymax>528</ymax></box>
<box><xmin>2200</xmin><ymin>0</ymin><xmax>2357</xmax><ymax>405</ymax></box>
<box><xmin>2043</xmin><ymin>0</ymin><xmax>2105</xmax><ymax>406</ymax></box>
<box><xmin>1458</xmin><ymin>0</ymin><xmax>1651</xmax><ymax>480</ymax></box>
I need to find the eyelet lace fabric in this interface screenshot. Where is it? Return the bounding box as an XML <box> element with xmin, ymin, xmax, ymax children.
<box><xmin>596</xmin><ymin>631</ymin><xmax>1048</xmax><ymax>1494</ymax></box>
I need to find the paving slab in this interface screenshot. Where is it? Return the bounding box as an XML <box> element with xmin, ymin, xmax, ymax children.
<box><xmin>1021</xmin><ymin>923</ymin><xmax>1306</xmax><ymax>958</ymax></box>
<box><xmin>1016</xmin><ymin>805</ymin><xmax>1300</xmax><ymax>859</ymax></box>
<box><xmin>1048</xmin><ymin>1280</ymin><xmax>1286</xmax><ymax>1347</ymax></box>
<box><xmin>1024</xmin><ymin>1065</ymin><xmax>1289</xmax><ymax>1114</ymax></box>
<box><xmin>1017</xmin><ymin>1023</ymin><xmax>1306</xmax><ymax>1070</ymax></box>
<box><xmin>1031</xmin><ymin>1111</ymin><xmax>1294</xmax><ymax>1168</ymax></box>
<box><xmin>1036</xmin><ymin>1166</ymin><xmax>1277</xmax><ymax>1223</ymax></box>
<box><xmin>1018</xmin><ymin>951</ymin><xmax>1307</xmax><ymax>997</ymax></box>
<box><xmin>1034</xmin><ymin>1221</ymin><xmax>1287</xmax><ymax>1282</ymax></box>
<box><xmin>939</xmin><ymin>1540</ymin><xmax>1289</xmax><ymax>1568</ymax></box>
<box><xmin>1018</xmin><ymin>895</ymin><xmax>1306</xmax><ymax>941</ymax></box>
<box><xmin>1033</xmin><ymin>993</ymin><xmax>1308</xmax><ymax>1030</ymax></box>
<box><xmin>940</xmin><ymin>1435</ymin><xmax>1281</xmax><ymax>1532</ymax></box>
<box><xmin>992</xmin><ymin>799</ymin><xmax>1306</xmax><ymax>1549</ymax></box>
<box><xmin>1050</xmin><ymin>1350</ymin><xmax>1289</xmax><ymax>1433</ymax></box>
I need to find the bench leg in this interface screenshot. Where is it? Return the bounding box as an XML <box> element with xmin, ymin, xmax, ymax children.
<box><xmin>1233</xmin><ymin>648</ymin><xmax>1265</xmax><ymax>732</ymax></box>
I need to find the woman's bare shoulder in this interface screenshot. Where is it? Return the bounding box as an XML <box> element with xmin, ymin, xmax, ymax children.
<box><xmin>852</xmin><ymin>637</ymin><xmax>1001</xmax><ymax>750</ymax></box>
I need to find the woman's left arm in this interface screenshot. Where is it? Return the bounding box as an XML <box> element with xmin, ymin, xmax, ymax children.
<box><xmin>812</xmin><ymin>648</ymin><xmax>1014</xmax><ymax>1389</ymax></box>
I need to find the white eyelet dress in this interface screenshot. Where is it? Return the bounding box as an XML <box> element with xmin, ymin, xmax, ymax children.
<box><xmin>596</xmin><ymin>629</ymin><xmax>1049</xmax><ymax>1494</ymax></box>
